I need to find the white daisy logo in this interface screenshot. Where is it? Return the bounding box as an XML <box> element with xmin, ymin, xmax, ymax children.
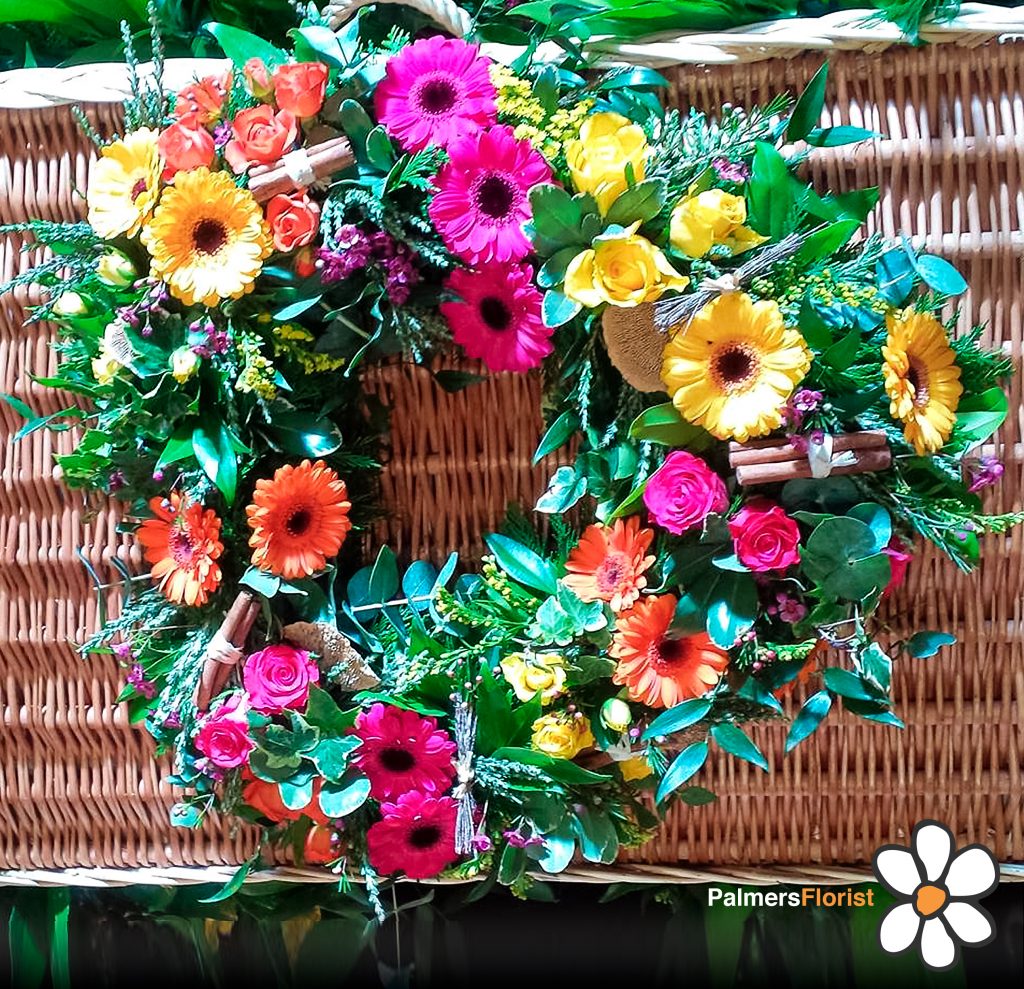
<box><xmin>872</xmin><ymin>820</ymin><xmax>998</xmax><ymax>970</ymax></box>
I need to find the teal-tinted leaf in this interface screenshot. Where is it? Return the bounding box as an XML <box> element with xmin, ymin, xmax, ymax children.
<box><xmin>537</xmin><ymin>829</ymin><xmax>575</xmax><ymax>874</ymax></box>
<box><xmin>655</xmin><ymin>741</ymin><xmax>709</xmax><ymax>804</ymax></box>
<box><xmin>913</xmin><ymin>254</ymin><xmax>967</xmax><ymax>296</ymax></box>
<box><xmin>847</xmin><ymin>503</ymin><xmax>892</xmax><ymax>553</ymax></box>
<box><xmin>535</xmin><ymin>465</ymin><xmax>587</xmax><ymax>514</ymax></box>
<box><xmin>670</xmin><ymin>592</ymin><xmax>705</xmax><ymax>637</ymax></box>
<box><xmin>597</xmin><ymin>67</ymin><xmax>668</xmax><ymax>90</ymax></box>
<box><xmin>239</xmin><ymin>566</ymin><xmax>281</xmax><ymax>598</ymax></box>
<box><xmin>279</xmin><ymin>776</ymin><xmax>314</xmax><ymax>811</ymax></box>
<box><xmin>905</xmin><ymin>630</ymin><xmax>957</xmax><ymax>658</ymax></box>
<box><xmin>319</xmin><ymin>776</ymin><xmax>371</xmax><ymax>818</ymax></box>
<box><xmin>533</xmin><ymin>409</ymin><xmax>579</xmax><ymax>464</ymax></box>
<box><xmin>643</xmin><ymin>697</ymin><xmax>713</xmax><ymax>741</ymax></box>
<box><xmin>605</xmin><ymin>178</ymin><xmax>666</xmax><ymax>225</ymax></box>
<box><xmin>0</xmin><ymin>392</ymin><xmax>34</xmax><ymax>420</ymax></box>
<box><xmin>787</xmin><ymin>62</ymin><xmax>827</xmax><ymax>142</ymax></box>
<box><xmin>311</xmin><ymin>736</ymin><xmax>359</xmax><ymax>781</ymax></box>
<box><xmin>205</xmin><ymin>22</ymin><xmax>288</xmax><ymax>68</ymax></box>
<box><xmin>484</xmin><ymin>533</ymin><xmax>558</xmax><ymax>595</ymax></box>
<box><xmin>860</xmin><ymin>642</ymin><xmax>892</xmax><ymax>694</ymax></box>
<box><xmin>542</xmin><ymin>289</ymin><xmax>582</xmax><ymax>328</ymax></box>
<box><xmin>607</xmin><ymin>479</ymin><xmax>648</xmax><ymax>521</ymax></box>
<box><xmin>841</xmin><ymin>696</ymin><xmax>904</xmax><ymax>727</ymax></box>
<box><xmin>401</xmin><ymin>560</ymin><xmax>437</xmax><ymax>611</ymax></box>
<box><xmin>785</xmin><ymin>690</ymin><xmax>832</xmax><ymax>752</ymax></box>
<box><xmin>737</xmin><ymin>676</ymin><xmax>784</xmax><ymax>714</ymax></box>
<box><xmin>432</xmin><ymin>369</ymin><xmax>487</xmax><ymax>392</ymax></box>
<box><xmin>712</xmin><ymin>552</ymin><xmax>749</xmax><ymax>573</ymax></box>
<box><xmin>537</xmin><ymin>246</ymin><xmax>583</xmax><ymax>289</ymax></box>
<box><xmin>710</xmin><ymin>723</ymin><xmax>768</xmax><ymax>771</ymax></box>
<box><xmin>273</xmin><ymin>295</ymin><xmax>322</xmax><ymax>321</ymax></box>
<box><xmin>705</xmin><ymin>572</ymin><xmax>758</xmax><ymax>649</ymax></box>
<box><xmin>572</xmin><ymin>806</ymin><xmax>619</xmax><ymax>864</ymax></box>
<box><xmin>799</xmin><ymin>296</ymin><xmax>833</xmax><ymax>350</ymax></box>
<box><xmin>290</xmin><ymin>23</ymin><xmax>347</xmax><ymax>67</ymax></box>
<box><xmin>368</xmin><ymin>545</ymin><xmax>399</xmax><ymax>605</ymax></box>
<box><xmin>805</xmin><ymin>125</ymin><xmax>879</xmax><ymax>147</ymax></box>
<box><xmin>877</xmin><ymin>247</ymin><xmax>916</xmax><ymax>304</ymax></box>
<box><xmin>823</xmin><ymin>667</ymin><xmax>883</xmax><ymax>701</ymax></box>
<box><xmin>199</xmin><ymin>858</ymin><xmax>254</xmax><ymax>903</ymax></box>
<box><xmin>169</xmin><ymin>802</ymin><xmax>203</xmax><ymax>829</ymax></box>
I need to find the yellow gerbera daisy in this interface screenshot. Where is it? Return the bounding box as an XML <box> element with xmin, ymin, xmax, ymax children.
<box><xmin>882</xmin><ymin>309</ymin><xmax>963</xmax><ymax>455</ymax></box>
<box><xmin>142</xmin><ymin>168</ymin><xmax>272</xmax><ymax>307</ymax></box>
<box><xmin>661</xmin><ymin>292</ymin><xmax>812</xmax><ymax>442</ymax></box>
<box><xmin>86</xmin><ymin>128</ymin><xmax>162</xmax><ymax>240</ymax></box>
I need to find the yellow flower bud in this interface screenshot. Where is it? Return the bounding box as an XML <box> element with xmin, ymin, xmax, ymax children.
<box><xmin>96</xmin><ymin>252</ymin><xmax>137</xmax><ymax>287</ymax></box>
<box><xmin>500</xmin><ymin>652</ymin><xmax>567</xmax><ymax>706</ymax></box>
<box><xmin>619</xmin><ymin>754</ymin><xmax>653</xmax><ymax>782</ymax></box>
<box><xmin>600</xmin><ymin>697</ymin><xmax>632</xmax><ymax>733</ymax></box>
<box><xmin>564</xmin><ymin>222</ymin><xmax>689</xmax><ymax>309</ymax></box>
<box><xmin>531</xmin><ymin>712</ymin><xmax>595</xmax><ymax>759</ymax></box>
<box><xmin>565</xmin><ymin>111</ymin><xmax>648</xmax><ymax>214</ymax></box>
<box><xmin>52</xmin><ymin>291</ymin><xmax>86</xmax><ymax>317</ymax></box>
<box><xmin>669</xmin><ymin>189</ymin><xmax>766</xmax><ymax>258</ymax></box>
<box><xmin>170</xmin><ymin>346</ymin><xmax>200</xmax><ymax>384</ymax></box>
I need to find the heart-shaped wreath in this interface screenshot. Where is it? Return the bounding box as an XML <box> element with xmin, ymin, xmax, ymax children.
<box><xmin>7</xmin><ymin>7</ymin><xmax>1019</xmax><ymax>899</ymax></box>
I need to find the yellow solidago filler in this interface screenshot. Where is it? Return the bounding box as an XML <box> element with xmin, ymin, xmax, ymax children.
<box><xmin>142</xmin><ymin>167</ymin><xmax>272</xmax><ymax>307</ymax></box>
<box><xmin>661</xmin><ymin>292</ymin><xmax>812</xmax><ymax>442</ymax></box>
<box><xmin>500</xmin><ymin>652</ymin><xmax>567</xmax><ymax>705</ymax></box>
<box><xmin>531</xmin><ymin>712</ymin><xmax>595</xmax><ymax>760</ymax></box>
<box><xmin>87</xmin><ymin>128</ymin><xmax>162</xmax><ymax>240</ymax></box>
<box><xmin>882</xmin><ymin>308</ymin><xmax>963</xmax><ymax>454</ymax></box>
<box><xmin>273</xmin><ymin>323</ymin><xmax>347</xmax><ymax>374</ymax></box>
<box><xmin>564</xmin><ymin>222</ymin><xmax>688</xmax><ymax>308</ymax></box>
<box><xmin>565</xmin><ymin>111</ymin><xmax>648</xmax><ymax>214</ymax></box>
<box><xmin>670</xmin><ymin>189</ymin><xmax>767</xmax><ymax>258</ymax></box>
<box><xmin>235</xmin><ymin>334</ymin><xmax>278</xmax><ymax>401</ymax></box>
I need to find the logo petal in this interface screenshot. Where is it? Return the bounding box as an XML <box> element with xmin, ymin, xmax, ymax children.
<box><xmin>942</xmin><ymin>902</ymin><xmax>994</xmax><ymax>946</ymax></box>
<box><xmin>878</xmin><ymin>902</ymin><xmax>921</xmax><ymax>954</ymax></box>
<box><xmin>913</xmin><ymin>821</ymin><xmax>954</xmax><ymax>882</ymax></box>
<box><xmin>874</xmin><ymin>847</ymin><xmax>922</xmax><ymax>896</ymax></box>
<box><xmin>920</xmin><ymin>917</ymin><xmax>957</xmax><ymax>970</ymax></box>
<box><xmin>945</xmin><ymin>846</ymin><xmax>999</xmax><ymax>898</ymax></box>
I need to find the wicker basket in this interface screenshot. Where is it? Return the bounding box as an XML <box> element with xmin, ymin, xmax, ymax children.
<box><xmin>0</xmin><ymin>21</ymin><xmax>1022</xmax><ymax>883</ymax></box>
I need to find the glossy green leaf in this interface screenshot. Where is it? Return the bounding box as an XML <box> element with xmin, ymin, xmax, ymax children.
<box><xmin>823</xmin><ymin>667</ymin><xmax>883</xmax><ymax>701</ymax></box>
<box><xmin>629</xmin><ymin>403</ymin><xmax>712</xmax><ymax>447</ymax></box>
<box><xmin>484</xmin><ymin>533</ymin><xmax>558</xmax><ymax>595</ymax></box>
<box><xmin>205</xmin><ymin>22</ymin><xmax>288</xmax><ymax>68</ymax></box>
<box><xmin>643</xmin><ymin>697</ymin><xmax>713</xmax><ymax>741</ymax></box>
<box><xmin>605</xmin><ymin>177</ymin><xmax>666</xmax><ymax>225</ymax></box>
<box><xmin>711</xmin><ymin>723</ymin><xmax>769</xmax><ymax>771</ymax></box>
<box><xmin>655</xmin><ymin>741</ymin><xmax>709</xmax><ymax>804</ymax></box>
<box><xmin>572</xmin><ymin>806</ymin><xmax>619</xmax><ymax>864</ymax></box>
<box><xmin>905</xmin><ymin>630</ymin><xmax>957</xmax><ymax>658</ymax></box>
<box><xmin>318</xmin><ymin>776</ymin><xmax>371</xmax><ymax>818</ymax></box>
<box><xmin>785</xmin><ymin>690</ymin><xmax>832</xmax><ymax>752</ymax></box>
<box><xmin>198</xmin><ymin>858</ymin><xmax>254</xmax><ymax>903</ymax></box>
<box><xmin>821</xmin><ymin>327</ymin><xmax>861</xmax><ymax>371</ymax></box>
<box><xmin>805</xmin><ymin>125</ymin><xmax>879</xmax><ymax>147</ymax></box>
<box><xmin>533</xmin><ymin>409</ymin><xmax>579</xmax><ymax>464</ymax></box>
<box><xmin>537</xmin><ymin>829</ymin><xmax>575</xmax><ymax>874</ymax></box>
<box><xmin>491</xmin><ymin>746</ymin><xmax>609</xmax><ymax>785</ymax></box>
<box><xmin>787</xmin><ymin>62</ymin><xmax>828</xmax><ymax>142</ymax></box>
<box><xmin>913</xmin><ymin>254</ymin><xmax>967</xmax><ymax>296</ymax></box>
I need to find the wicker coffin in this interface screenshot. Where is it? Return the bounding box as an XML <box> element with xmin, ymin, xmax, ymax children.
<box><xmin>0</xmin><ymin>37</ymin><xmax>1022</xmax><ymax>881</ymax></box>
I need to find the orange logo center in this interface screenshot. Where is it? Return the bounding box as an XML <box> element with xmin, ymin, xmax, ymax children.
<box><xmin>915</xmin><ymin>884</ymin><xmax>947</xmax><ymax>917</ymax></box>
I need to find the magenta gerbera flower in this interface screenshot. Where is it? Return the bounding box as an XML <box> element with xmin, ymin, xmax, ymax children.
<box><xmin>351</xmin><ymin>703</ymin><xmax>456</xmax><ymax>799</ymax></box>
<box><xmin>375</xmin><ymin>36</ymin><xmax>497</xmax><ymax>152</ymax></box>
<box><xmin>367</xmin><ymin>791</ymin><xmax>459</xmax><ymax>879</ymax></box>
<box><xmin>441</xmin><ymin>262</ymin><xmax>552</xmax><ymax>373</ymax></box>
<box><xmin>429</xmin><ymin>125</ymin><xmax>553</xmax><ymax>265</ymax></box>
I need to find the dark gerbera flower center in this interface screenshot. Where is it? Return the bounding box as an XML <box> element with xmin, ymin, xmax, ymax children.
<box><xmin>285</xmin><ymin>507</ymin><xmax>313</xmax><ymax>538</ymax></box>
<box><xmin>474</xmin><ymin>173</ymin><xmax>517</xmax><ymax>221</ymax></box>
<box><xmin>379</xmin><ymin>747</ymin><xmax>416</xmax><ymax>772</ymax></box>
<box><xmin>131</xmin><ymin>178</ymin><xmax>149</xmax><ymax>202</ymax></box>
<box><xmin>907</xmin><ymin>357</ymin><xmax>930</xmax><ymax>407</ymax></box>
<box><xmin>408</xmin><ymin>824</ymin><xmax>441</xmax><ymax>850</ymax></box>
<box><xmin>479</xmin><ymin>296</ymin><xmax>512</xmax><ymax>331</ymax></box>
<box><xmin>168</xmin><ymin>525</ymin><xmax>197</xmax><ymax>568</ymax></box>
<box><xmin>651</xmin><ymin>636</ymin><xmax>687</xmax><ymax>674</ymax></box>
<box><xmin>711</xmin><ymin>342</ymin><xmax>760</xmax><ymax>394</ymax></box>
<box><xmin>192</xmin><ymin>218</ymin><xmax>228</xmax><ymax>255</ymax></box>
<box><xmin>415</xmin><ymin>74</ymin><xmax>460</xmax><ymax>115</ymax></box>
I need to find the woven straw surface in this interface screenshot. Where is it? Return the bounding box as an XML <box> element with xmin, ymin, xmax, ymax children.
<box><xmin>0</xmin><ymin>41</ymin><xmax>1021</xmax><ymax>876</ymax></box>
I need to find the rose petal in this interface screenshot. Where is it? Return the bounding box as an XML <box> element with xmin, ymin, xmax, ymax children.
<box><xmin>879</xmin><ymin>902</ymin><xmax>920</xmax><ymax>954</ymax></box>
<box><xmin>874</xmin><ymin>847</ymin><xmax>922</xmax><ymax>895</ymax></box>
<box><xmin>913</xmin><ymin>822</ymin><xmax>954</xmax><ymax>882</ymax></box>
<box><xmin>920</xmin><ymin>917</ymin><xmax>956</xmax><ymax>969</ymax></box>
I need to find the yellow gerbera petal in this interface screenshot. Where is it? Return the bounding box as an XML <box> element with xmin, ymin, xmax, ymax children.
<box><xmin>87</xmin><ymin>128</ymin><xmax>162</xmax><ymax>239</ymax></box>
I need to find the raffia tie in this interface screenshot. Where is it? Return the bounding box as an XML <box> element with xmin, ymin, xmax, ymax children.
<box><xmin>205</xmin><ymin>632</ymin><xmax>244</xmax><ymax>666</ymax></box>
<box><xmin>452</xmin><ymin>703</ymin><xmax>478</xmax><ymax>855</ymax></box>
<box><xmin>807</xmin><ymin>433</ymin><xmax>858</xmax><ymax>478</ymax></box>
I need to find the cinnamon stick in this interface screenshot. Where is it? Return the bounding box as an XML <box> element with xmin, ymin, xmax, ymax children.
<box><xmin>194</xmin><ymin>590</ymin><xmax>259</xmax><ymax>711</ymax></box>
<box><xmin>735</xmin><ymin>447</ymin><xmax>892</xmax><ymax>486</ymax></box>
<box><xmin>248</xmin><ymin>136</ymin><xmax>355</xmax><ymax>202</ymax></box>
<box><xmin>729</xmin><ymin>429</ymin><xmax>888</xmax><ymax>467</ymax></box>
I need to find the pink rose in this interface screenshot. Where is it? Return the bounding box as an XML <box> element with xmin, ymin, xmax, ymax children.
<box><xmin>643</xmin><ymin>451</ymin><xmax>728</xmax><ymax>534</ymax></box>
<box><xmin>882</xmin><ymin>536</ymin><xmax>912</xmax><ymax>598</ymax></box>
<box><xmin>224</xmin><ymin>105</ymin><xmax>298</xmax><ymax>174</ymax></box>
<box><xmin>158</xmin><ymin>112</ymin><xmax>215</xmax><ymax>177</ymax></box>
<box><xmin>243</xmin><ymin>643</ymin><xmax>319</xmax><ymax>713</ymax></box>
<box><xmin>194</xmin><ymin>693</ymin><xmax>254</xmax><ymax>769</ymax></box>
<box><xmin>729</xmin><ymin>498</ymin><xmax>801</xmax><ymax>572</ymax></box>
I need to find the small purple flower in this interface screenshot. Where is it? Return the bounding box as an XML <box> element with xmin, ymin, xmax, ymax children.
<box><xmin>383</xmin><ymin>249</ymin><xmax>420</xmax><ymax>305</ymax></box>
<box><xmin>152</xmin><ymin>468</ymin><xmax>165</xmax><ymax>482</ymax></box>
<box><xmin>966</xmin><ymin>454</ymin><xmax>1004</xmax><ymax>493</ymax></box>
<box><xmin>108</xmin><ymin>469</ymin><xmax>126</xmax><ymax>492</ymax></box>
<box><xmin>213</xmin><ymin>121</ymin><xmax>231</xmax><ymax>149</ymax></box>
<box><xmin>163</xmin><ymin>709</ymin><xmax>182</xmax><ymax>730</ymax></box>
<box><xmin>713</xmin><ymin>157</ymin><xmax>750</xmax><ymax>183</ymax></box>
<box><xmin>503</xmin><ymin>828</ymin><xmax>543</xmax><ymax>849</ymax></box>
<box><xmin>317</xmin><ymin>226</ymin><xmax>372</xmax><ymax>282</ymax></box>
<box><xmin>112</xmin><ymin>640</ymin><xmax>133</xmax><ymax>662</ymax></box>
<box><xmin>125</xmin><ymin>663</ymin><xmax>156</xmax><ymax>699</ymax></box>
<box><xmin>471</xmin><ymin>833</ymin><xmax>493</xmax><ymax>853</ymax></box>
<box><xmin>776</xmin><ymin>592</ymin><xmax>807</xmax><ymax>624</ymax></box>
<box><xmin>787</xmin><ymin>432</ymin><xmax>809</xmax><ymax>454</ymax></box>
<box><xmin>792</xmin><ymin>389</ymin><xmax>823</xmax><ymax>414</ymax></box>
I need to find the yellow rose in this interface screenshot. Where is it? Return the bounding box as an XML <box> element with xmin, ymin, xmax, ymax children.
<box><xmin>669</xmin><ymin>189</ymin><xmax>767</xmax><ymax>258</ymax></box>
<box><xmin>52</xmin><ymin>291</ymin><xmax>86</xmax><ymax>317</ymax></box>
<box><xmin>170</xmin><ymin>346</ymin><xmax>200</xmax><ymax>384</ymax></box>
<box><xmin>566</xmin><ymin>111</ymin><xmax>648</xmax><ymax>214</ymax></box>
<box><xmin>600</xmin><ymin>697</ymin><xmax>632</xmax><ymax>733</ymax></box>
<box><xmin>91</xmin><ymin>348</ymin><xmax>122</xmax><ymax>386</ymax></box>
<box><xmin>500</xmin><ymin>652</ymin><xmax>567</xmax><ymax>705</ymax></box>
<box><xmin>564</xmin><ymin>223</ymin><xmax>689</xmax><ymax>308</ymax></box>
<box><xmin>531</xmin><ymin>712</ymin><xmax>595</xmax><ymax>759</ymax></box>
<box><xmin>96</xmin><ymin>252</ymin><xmax>137</xmax><ymax>287</ymax></box>
<box><xmin>90</xmin><ymin>322</ymin><xmax>131</xmax><ymax>385</ymax></box>
<box><xmin>619</xmin><ymin>754</ymin><xmax>653</xmax><ymax>783</ymax></box>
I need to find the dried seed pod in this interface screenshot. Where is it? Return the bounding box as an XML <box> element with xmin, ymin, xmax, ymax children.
<box><xmin>282</xmin><ymin>621</ymin><xmax>381</xmax><ymax>692</ymax></box>
<box><xmin>601</xmin><ymin>302</ymin><xmax>671</xmax><ymax>394</ymax></box>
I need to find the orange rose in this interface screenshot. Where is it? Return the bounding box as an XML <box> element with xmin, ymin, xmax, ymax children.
<box><xmin>303</xmin><ymin>825</ymin><xmax>336</xmax><ymax>865</ymax></box>
<box><xmin>266</xmin><ymin>192</ymin><xmax>321</xmax><ymax>252</ymax></box>
<box><xmin>273</xmin><ymin>62</ymin><xmax>329</xmax><ymax>119</ymax></box>
<box><xmin>224</xmin><ymin>105</ymin><xmax>298</xmax><ymax>174</ymax></box>
<box><xmin>243</xmin><ymin>57</ymin><xmax>274</xmax><ymax>101</ymax></box>
<box><xmin>158</xmin><ymin>113</ymin><xmax>215</xmax><ymax>177</ymax></box>
<box><xmin>294</xmin><ymin>246</ymin><xmax>317</xmax><ymax>278</ymax></box>
<box><xmin>242</xmin><ymin>774</ymin><xmax>330</xmax><ymax>826</ymax></box>
<box><xmin>174</xmin><ymin>72</ymin><xmax>230</xmax><ymax>124</ymax></box>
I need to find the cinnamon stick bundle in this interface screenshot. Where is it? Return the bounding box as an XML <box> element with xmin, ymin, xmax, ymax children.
<box><xmin>194</xmin><ymin>590</ymin><xmax>260</xmax><ymax>711</ymax></box>
<box><xmin>729</xmin><ymin>430</ymin><xmax>891</xmax><ymax>486</ymax></box>
<box><xmin>248</xmin><ymin>136</ymin><xmax>355</xmax><ymax>202</ymax></box>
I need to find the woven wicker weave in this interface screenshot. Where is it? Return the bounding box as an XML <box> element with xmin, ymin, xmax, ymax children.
<box><xmin>0</xmin><ymin>40</ymin><xmax>1021</xmax><ymax>879</ymax></box>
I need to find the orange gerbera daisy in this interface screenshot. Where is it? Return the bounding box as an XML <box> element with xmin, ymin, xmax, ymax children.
<box><xmin>136</xmin><ymin>492</ymin><xmax>223</xmax><ymax>607</ymax></box>
<box><xmin>610</xmin><ymin>594</ymin><xmax>729</xmax><ymax>709</ymax></box>
<box><xmin>246</xmin><ymin>460</ymin><xmax>352</xmax><ymax>579</ymax></box>
<box><xmin>563</xmin><ymin>517</ymin><xmax>656</xmax><ymax>612</ymax></box>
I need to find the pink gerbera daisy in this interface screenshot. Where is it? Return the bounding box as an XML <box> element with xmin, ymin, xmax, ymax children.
<box><xmin>429</xmin><ymin>125</ymin><xmax>552</xmax><ymax>265</ymax></box>
<box><xmin>375</xmin><ymin>36</ymin><xmax>497</xmax><ymax>152</ymax></box>
<box><xmin>441</xmin><ymin>262</ymin><xmax>552</xmax><ymax>373</ymax></box>
<box><xmin>367</xmin><ymin>791</ymin><xmax>459</xmax><ymax>879</ymax></box>
<box><xmin>351</xmin><ymin>703</ymin><xmax>456</xmax><ymax>799</ymax></box>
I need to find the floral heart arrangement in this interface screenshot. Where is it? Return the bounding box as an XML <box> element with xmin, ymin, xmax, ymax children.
<box><xmin>6</xmin><ymin>5</ymin><xmax>1018</xmax><ymax>900</ymax></box>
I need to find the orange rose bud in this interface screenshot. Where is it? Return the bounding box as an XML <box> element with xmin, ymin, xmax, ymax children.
<box><xmin>243</xmin><ymin>57</ymin><xmax>274</xmax><ymax>101</ymax></box>
<box><xmin>174</xmin><ymin>72</ymin><xmax>230</xmax><ymax>124</ymax></box>
<box><xmin>303</xmin><ymin>825</ymin><xmax>336</xmax><ymax>865</ymax></box>
<box><xmin>273</xmin><ymin>62</ymin><xmax>329</xmax><ymax>119</ymax></box>
<box><xmin>224</xmin><ymin>105</ymin><xmax>298</xmax><ymax>174</ymax></box>
<box><xmin>242</xmin><ymin>775</ymin><xmax>298</xmax><ymax>824</ymax></box>
<box><xmin>266</xmin><ymin>192</ymin><xmax>321</xmax><ymax>252</ymax></box>
<box><xmin>158</xmin><ymin>112</ymin><xmax>216</xmax><ymax>177</ymax></box>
